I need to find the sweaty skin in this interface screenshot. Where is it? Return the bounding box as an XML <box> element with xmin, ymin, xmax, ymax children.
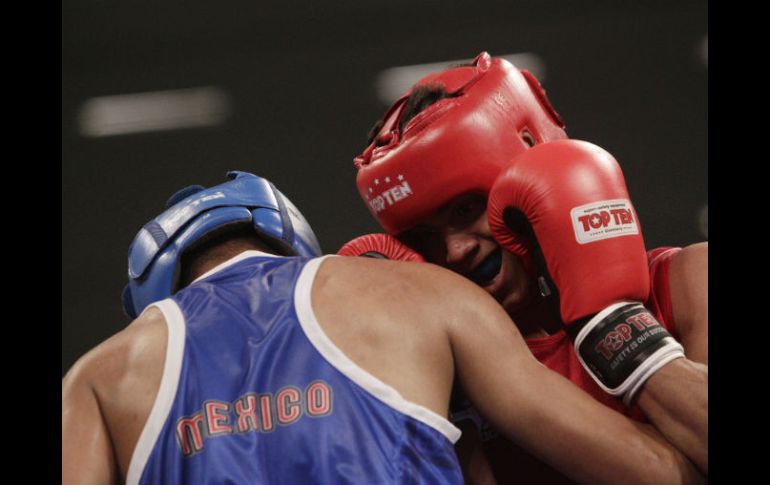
<box><xmin>62</xmin><ymin>255</ymin><xmax>704</xmax><ymax>485</ymax></box>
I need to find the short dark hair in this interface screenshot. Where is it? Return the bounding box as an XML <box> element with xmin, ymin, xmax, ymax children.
<box><xmin>177</xmin><ymin>224</ymin><xmax>274</xmax><ymax>289</ymax></box>
<box><xmin>366</xmin><ymin>84</ymin><xmax>455</xmax><ymax>147</ymax></box>
<box><xmin>365</xmin><ymin>62</ymin><xmax>475</xmax><ymax>148</ymax></box>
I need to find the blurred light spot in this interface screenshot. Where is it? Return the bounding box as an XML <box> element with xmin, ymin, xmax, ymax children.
<box><xmin>78</xmin><ymin>87</ymin><xmax>232</xmax><ymax>137</ymax></box>
<box><xmin>698</xmin><ymin>204</ymin><xmax>708</xmax><ymax>239</ymax></box>
<box><xmin>375</xmin><ymin>53</ymin><xmax>546</xmax><ymax>105</ymax></box>
<box><xmin>699</xmin><ymin>35</ymin><xmax>708</xmax><ymax>67</ymax></box>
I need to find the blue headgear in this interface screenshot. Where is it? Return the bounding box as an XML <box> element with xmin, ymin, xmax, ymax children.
<box><xmin>122</xmin><ymin>170</ymin><xmax>322</xmax><ymax>318</ymax></box>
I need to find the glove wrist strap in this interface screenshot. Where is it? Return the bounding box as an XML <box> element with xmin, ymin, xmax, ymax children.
<box><xmin>572</xmin><ymin>301</ymin><xmax>685</xmax><ymax>404</ymax></box>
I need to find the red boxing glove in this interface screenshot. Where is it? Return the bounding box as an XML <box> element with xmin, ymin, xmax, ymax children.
<box><xmin>337</xmin><ymin>233</ymin><xmax>425</xmax><ymax>262</ymax></box>
<box><xmin>488</xmin><ymin>140</ymin><xmax>684</xmax><ymax>404</ymax></box>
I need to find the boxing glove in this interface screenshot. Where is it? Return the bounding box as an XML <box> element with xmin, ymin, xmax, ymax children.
<box><xmin>488</xmin><ymin>140</ymin><xmax>684</xmax><ymax>404</ymax></box>
<box><xmin>337</xmin><ymin>233</ymin><xmax>425</xmax><ymax>262</ymax></box>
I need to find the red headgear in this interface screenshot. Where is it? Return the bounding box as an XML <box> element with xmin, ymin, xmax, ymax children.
<box><xmin>354</xmin><ymin>51</ymin><xmax>567</xmax><ymax>235</ymax></box>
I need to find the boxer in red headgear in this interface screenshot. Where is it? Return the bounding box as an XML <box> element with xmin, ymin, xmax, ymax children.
<box><xmin>346</xmin><ymin>52</ymin><xmax>707</xmax><ymax>482</ymax></box>
<box><xmin>356</xmin><ymin>52</ymin><xmax>566</xmax><ymax>236</ymax></box>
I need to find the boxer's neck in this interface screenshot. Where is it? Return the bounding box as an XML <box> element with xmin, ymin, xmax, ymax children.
<box><xmin>510</xmin><ymin>294</ymin><xmax>563</xmax><ymax>339</ymax></box>
<box><xmin>181</xmin><ymin>235</ymin><xmax>275</xmax><ymax>287</ymax></box>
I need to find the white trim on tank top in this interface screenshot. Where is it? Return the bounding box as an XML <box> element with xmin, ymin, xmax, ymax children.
<box><xmin>294</xmin><ymin>255</ymin><xmax>462</xmax><ymax>443</ymax></box>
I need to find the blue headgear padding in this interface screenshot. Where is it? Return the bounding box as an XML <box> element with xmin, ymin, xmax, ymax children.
<box><xmin>122</xmin><ymin>170</ymin><xmax>322</xmax><ymax>318</ymax></box>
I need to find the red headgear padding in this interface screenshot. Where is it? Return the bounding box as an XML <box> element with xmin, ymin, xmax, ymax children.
<box><xmin>354</xmin><ymin>52</ymin><xmax>567</xmax><ymax>235</ymax></box>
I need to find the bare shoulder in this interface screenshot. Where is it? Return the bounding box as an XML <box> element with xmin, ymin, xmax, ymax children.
<box><xmin>312</xmin><ymin>255</ymin><xmax>474</xmax><ymax>343</ymax></box>
<box><xmin>63</xmin><ymin>307</ymin><xmax>169</xmax><ymax>480</ymax></box>
<box><xmin>671</xmin><ymin>242</ymin><xmax>708</xmax><ymax>266</ymax></box>
<box><xmin>310</xmin><ymin>256</ymin><xmax>502</xmax><ymax>413</ymax></box>
<box><xmin>314</xmin><ymin>255</ymin><xmax>515</xmax><ymax>341</ymax></box>
<box><xmin>315</xmin><ymin>255</ymin><xmax>492</xmax><ymax>311</ymax></box>
<box><xmin>668</xmin><ymin>242</ymin><xmax>708</xmax><ymax>302</ymax></box>
<box><xmin>63</xmin><ymin>307</ymin><xmax>168</xmax><ymax>394</ymax></box>
<box><xmin>668</xmin><ymin>242</ymin><xmax>708</xmax><ymax>363</ymax></box>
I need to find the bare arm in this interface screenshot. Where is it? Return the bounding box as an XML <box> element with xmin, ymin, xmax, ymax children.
<box><xmin>634</xmin><ymin>242</ymin><xmax>708</xmax><ymax>472</ymax></box>
<box><xmin>62</xmin><ymin>308</ymin><xmax>167</xmax><ymax>484</ymax></box>
<box><xmin>669</xmin><ymin>242</ymin><xmax>708</xmax><ymax>364</ymax></box>
<box><xmin>62</xmin><ymin>355</ymin><xmax>118</xmax><ymax>485</ymax></box>
<box><xmin>442</xmin><ymin>272</ymin><xmax>704</xmax><ymax>485</ymax></box>
<box><xmin>636</xmin><ymin>359</ymin><xmax>708</xmax><ymax>474</ymax></box>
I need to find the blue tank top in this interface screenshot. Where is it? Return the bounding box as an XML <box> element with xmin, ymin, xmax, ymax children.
<box><xmin>126</xmin><ymin>250</ymin><xmax>463</xmax><ymax>485</ymax></box>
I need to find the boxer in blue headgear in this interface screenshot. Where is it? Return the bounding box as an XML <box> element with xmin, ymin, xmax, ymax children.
<box><xmin>122</xmin><ymin>170</ymin><xmax>322</xmax><ymax>318</ymax></box>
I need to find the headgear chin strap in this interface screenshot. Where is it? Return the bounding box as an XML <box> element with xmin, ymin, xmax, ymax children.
<box><xmin>122</xmin><ymin>170</ymin><xmax>322</xmax><ymax>319</ymax></box>
<box><xmin>354</xmin><ymin>51</ymin><xmax>567</xmax><ymax>235</ymax></box>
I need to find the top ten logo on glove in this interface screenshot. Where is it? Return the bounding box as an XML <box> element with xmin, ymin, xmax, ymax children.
<box><xmin>570</xmin><ymin>199</ymin><xmax>639</xmax><ymax>244</ymax></box>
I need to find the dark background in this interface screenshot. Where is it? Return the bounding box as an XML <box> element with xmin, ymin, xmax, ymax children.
<box><xmin>62</xmin><ymin>0</ymin><xmax>707</xmax><ymax>374</ymax></box>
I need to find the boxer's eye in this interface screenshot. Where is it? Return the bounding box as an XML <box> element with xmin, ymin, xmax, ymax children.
<box><xmin>400</xmin><ymin>226</ymin><xmax>443</xmax><ymax>262</ymax></box>
<box><xmin>449</xmin><ymin>194</ymin><xmax>486</xmax><ymax>227</ymax></box>
<box><xmin>520</xmin><ymin>129</ymin><xmax>536</xmax><ymax>147</ymax></box>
